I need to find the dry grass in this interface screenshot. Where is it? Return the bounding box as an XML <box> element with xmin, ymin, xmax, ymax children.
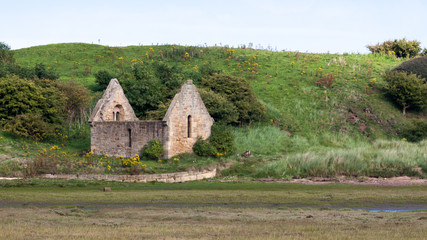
<box><xmin>1</xmin><ymin>207</ymin><xmax>426</xmax><ymax>239</ymax></box>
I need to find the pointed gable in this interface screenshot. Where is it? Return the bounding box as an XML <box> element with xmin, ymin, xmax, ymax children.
<box><xmin>163</xmin><ymin>80</ymin><xmax>214</xmax><ymax>158</ymax></box>
<box><xmin>89</xmin><ymin>78</ymin><xmax>138</xmax><ymax>122</ymax></box>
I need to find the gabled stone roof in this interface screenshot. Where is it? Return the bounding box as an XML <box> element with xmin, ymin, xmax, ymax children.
<box><xmin>89</xmin><ymin>79</ymin><xmax>138</xmax><ymax>122</ymax></box>
<box><xmin>163</xmin><ymin>80</ymin><xmax>212</xmax><ymax>121</ymax></box>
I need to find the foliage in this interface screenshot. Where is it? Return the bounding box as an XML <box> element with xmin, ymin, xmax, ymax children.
<box><xmin>141</xmin><ymin>139</ymin><xmax>164</xmax><ymax>160</ymax></box>
<box><xmin>400</xmin><ymin>119</ymin><xmax>427</xmax><ymax>142</ymax></box>
<box><xmin>198</xmin><ymin>87</ymin><xmax>239</xmax><ymax>124</ymax></box>
<box><xmin>0</xmin><ymin>42</ymin><xmax>15</xmax><ymax>64</ymax></box>
<box><xmin>192</xmin><ymin>138</ymin><xmax>218</xmax><ymax>157</ymax></box>
<box><xmin>0</xmin><ymin>76</ymin><xmax>65</xmax><ymax>139</ymax></box>
<box><xmin>34</xmin><ymin>63</ymin><xmax>59</xmax><ymax>80</ymax></box>
<box><xmin>200</xmin><ymin>73</ymin><xmax>267</xmax><ymax>124</ymax></box>
<box><xmin>2</xmin><ymin>113</ymin><xmax>56</xmax><ymax>141</ymax></box>
<box><xmin>392</xmin><ymin>56</ymin><xmax>427</xmax><ymax>82</ymax></box>
<box><xmin>56</xmin><ymin>81</ymin><xmax>93</xmax><ymax>126</ymax></box>
<box><xmin>256</xmin><ymin>140</ymin><xmax>427</xmax><ymax>179</ymax></box>
<box><xmin>94</xmin><ymin>70</ymin><xmax>116</xmax><ymax>91</ymax></box>
<box><xmin>121</xmin><ymin>65</ymin><xmax>163</xmax><ymax>118</ymax></box>
<box><xmin>314</xmin><ymin>74</ymin><xmax>334</xmax><ymax>88</ymax></box>
<box><xmin>367</xmin><ymin>39</ymin><xmax>422</xmax><ymax>58</ymax></box>
<box><xmin>208</xmin><ymin>124</ymin><xmax>236</xmax><ymax>156</ymax></box>
<box><xmin>383</xmin><ymin>71</ymin><xmax>427</xmax><ymax>114</ymax></box>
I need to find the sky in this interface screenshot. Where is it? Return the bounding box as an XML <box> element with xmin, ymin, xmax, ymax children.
<box><xmin>2</xmin><ymin>0</ymin><xmax>427</xmax><ymax>53</ymax></box>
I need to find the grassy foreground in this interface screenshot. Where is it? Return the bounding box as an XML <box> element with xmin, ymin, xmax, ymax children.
<box><xmin>1</xmin><ymin>206</ymin><xmax>426</xmax><ymax>240</ymax></box>
<box><xmin>0</xmin><ymin>180</ymin><xmax>426</xmax><ymax>239</ymax></box>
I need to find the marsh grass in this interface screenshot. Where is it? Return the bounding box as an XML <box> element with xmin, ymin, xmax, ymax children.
<box><xmin>257</xmin><ymin>140</ymin><xmax>426</xmax><ymax>178</ymax></box>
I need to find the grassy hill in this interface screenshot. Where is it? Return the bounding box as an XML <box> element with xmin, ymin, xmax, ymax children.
<box><xmin>1</xmin><ymin>43</ymin><xmax>425</xmax><ymax>178</ymax></box>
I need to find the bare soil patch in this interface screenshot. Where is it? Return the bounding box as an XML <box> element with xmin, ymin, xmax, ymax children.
<box><xmin>255</xmin><ymin>176</ymin><xmax>427</xmax><ymax>186</ymax></box>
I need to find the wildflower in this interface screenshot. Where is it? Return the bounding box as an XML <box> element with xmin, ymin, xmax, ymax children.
<box><xmin>173</xmin><ymin>158</ymin><xmax>179</xmax><ymax>162</ymax></box>
<box><xmin>107</xmin><ymin>165</ymin><xmax>111</xmax><ymax>171</ymax></box>
<box><xmin>118</xmin><ymin>57</ymin><xmax>124</xmax><ymax>60</ymax></box>
<box><xmin>370</xmin><ymin>78</ymin><xmax>376</xmax><ymax>83</ymax></box>
<box><xmin>0</xmin><ymin>137</ymin><xmax>3</xmax><ymax>140</ymax></box>
<box><xmin>158</xmin><ymin>159</ymin><xmax>162</xmax><ymax>163</ymax></box>
<box><xmin>402</xmin><ymin>138</ymin><xmax>407</xmax><ymax>141</ymax></box>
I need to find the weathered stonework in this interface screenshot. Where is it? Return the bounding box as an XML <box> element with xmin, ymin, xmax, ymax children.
<box><xmin>89</xmin><ymin>79</ymin><xmax>213</xmax><ymax>159</ymax></box>
<box><xmin>41</xmin><ymin>168</ymin><xmax>217</xmax><ymax>183</ymax></box>
<box><xmin>163</xmin><ymin>80</ymin><xmax>214</xmax><ymax>158</ymax></box>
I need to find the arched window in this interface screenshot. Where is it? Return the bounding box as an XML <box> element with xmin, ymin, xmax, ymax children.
<box><xmin>187</xmin><ymin>115</ymin><xmax>192</xmax><ymax>138</ymax></box>
<box><xmin>113</xmin><ymin>105</ymin><xmax>123</xmax><ymax>121</ymax></box>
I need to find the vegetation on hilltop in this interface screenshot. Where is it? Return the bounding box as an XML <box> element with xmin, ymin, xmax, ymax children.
<box><xmin>0</xmin><ymin>41</ymin><xmax>425</xmax><ymax>178</ymax></box>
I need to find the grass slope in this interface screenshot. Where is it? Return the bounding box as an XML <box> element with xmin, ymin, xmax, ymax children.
<box><xmin>2</xmin><ymin>43</ymin><xmax>425</xmax><ymax>178</ymax></box>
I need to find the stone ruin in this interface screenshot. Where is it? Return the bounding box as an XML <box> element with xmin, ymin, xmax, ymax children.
<box><xmin>89</xmin><ymin>79</ymin><xmax>214</xmax><ymax>159</ymax></box>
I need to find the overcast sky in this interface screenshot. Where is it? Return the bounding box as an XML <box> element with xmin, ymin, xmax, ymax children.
<box><xmin>2</xmin><ymin>0</ymin><xmax>427</xmax><ymax>53</ymax></box>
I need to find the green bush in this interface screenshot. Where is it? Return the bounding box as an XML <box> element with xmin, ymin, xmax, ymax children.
<box><xmin>393</xmin><ymin>56</ymin><xmax>427</xmax><ymax>82</ymax></box>
<box><xmin>94</xmin><ymin>70</ymin><xmax>116</xmax><ymax>91</ymax></box>
<box><xmin>367</xmin><ymin>39</ymin><xmax>422</xmax><ymax>58</ymax></box>
<box><xmin>34</xmin><ymin>63</ymin><xmax>59</xmax><ymax>80</ymax></box>
<box><xmin>1</xmin><ymin>113</ymin><xmax>56</xmax><ymax>141</ymax></box>
<box><xmin>198</xmin><ymin>88</ymin><xmax>239</xmax><ymax>124</ymax></box>
<box><xmin>193</xmin><ymin>138</ymin><xmax>217</xmax><ymax>157</ymax></box>
<box><xmin>141</xmin><ymin>139</ymin><xmax>164</xmax><ymax>160</ymax></box>
<box><xmin>208</xmin><ymin>124</ymin><xmax>236</xmax><ymax>156</ymax></box>
<box><xmin>0</xmin><ymin>76</ymin><xmax>65</xmax><ymax>139</ymax></box>
<box><xmin>383</xmin><ymin>71</ymin><xmax>427</xmax><ymax>114</ymax></box>
<box><xmin>200</xmin><ymin>73</ymin><xmax>267</xmax><ymax>124</ymax></box>
<box><xmin>400</xmin><ymin>119</ymin><xmax>427</xmax><ymax>142</ymax></box>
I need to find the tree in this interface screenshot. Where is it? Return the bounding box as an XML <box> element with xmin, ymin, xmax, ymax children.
<box><xmin>383</xmin><ymin>71</ymin><xmax>427</xmax><ymax>115</ymax></box>
<box><xmin>0</xmin><ymin>42</ymin><xmax>14</xmax><ymax>64</ymax></box>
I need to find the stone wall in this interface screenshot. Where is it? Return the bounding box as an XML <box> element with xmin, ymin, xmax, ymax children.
<box><xmin>163</xmin><ymin>80</ymin><xmax>214</xmax><ymax>158</ymax></box>
<box><xmin>41</xmin><ymin>169</ymin><xmax>217</xmax><ymax>183</ymax></box>
<box><xmin>90</xmin><ymin>121</ymin><xmax>167</xmax><ymax>157</ymax></box>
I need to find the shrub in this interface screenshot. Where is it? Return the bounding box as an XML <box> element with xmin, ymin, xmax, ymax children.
<box><xmin>198</xmin><ymin>88</ymin><xmax>239</xmax><ymax>124</ymax></box>
<box><xmin>208</xmin><ymin>124</ymin><xmax>236</xmax><ymax>156</ymax></box>
<box><xmin>200</xmin><ymin>73</ymin><xmax>267</xmax><ymax>125</ymax></box>
<box><xmin>0</xmin><ymin>76</ymin><xmax>65</xmax><ymax>139</ymax></box>
<box><xmin>141</xmin><ymin>139</ymin><xmax>164</xmax><ymax>160</ymax></box>
<box><xmin>383</xmin><ymin>71</ymin><xmax>427</xmax><ymax>114</ymax></box>
<box><xmin>400</xmin><ymin>119</ymin><xmax>427</xmax><ymax>142</ymax></box>
<box><xmin>392</xmin><ymin>56</ymin><xmax>427</xmax><ymax>82</ymax></box>
<box><xmin>34</xmin><ymin>63</ymin><xmax>59</xmax><ymax>80</ymax></box>
<box><xmin>2</xmin><ymin>113</ymin><xmax>55</xmax><ymax>141</ymax></box>
<box><xmin>94</xmin><ymin>70</ymin><xmax>116</xmax><ymax>91</ymax></box>
<box><xmin>367</xmin><ymin>39</ymin><xmax>422</xmax><ymax>58</ymax></box>
<box><xmin>193</xmin><ymin>138</ymin><xmax>217</xmax><ymax>157</ymax></box>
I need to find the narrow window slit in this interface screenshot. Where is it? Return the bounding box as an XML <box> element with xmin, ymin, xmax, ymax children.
<box><xmin>187</xmin><ymin>115</ymin><xmax>192</xmax><ymax>138</ymax></box>
<box><xmin>128</xmin><ymin>129</ymin><xmax>132</xmax><ymax>147</ymax></box>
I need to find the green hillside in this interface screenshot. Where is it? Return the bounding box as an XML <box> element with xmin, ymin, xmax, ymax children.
<box><xmin>1</xmin><ymin>43</ymin><xmax>425</xmax><ymax>178</ymax></box>
<box><xmin>13</xmin><ymin>43</ymin><xmax>414</xmax><ymax>137</ymax></box>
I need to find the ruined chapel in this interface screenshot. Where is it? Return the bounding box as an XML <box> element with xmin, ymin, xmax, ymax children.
<box><xmin>88</xmin><ymin>79</ymin><xmax>214</xmax><ymax>158</ymax></box>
